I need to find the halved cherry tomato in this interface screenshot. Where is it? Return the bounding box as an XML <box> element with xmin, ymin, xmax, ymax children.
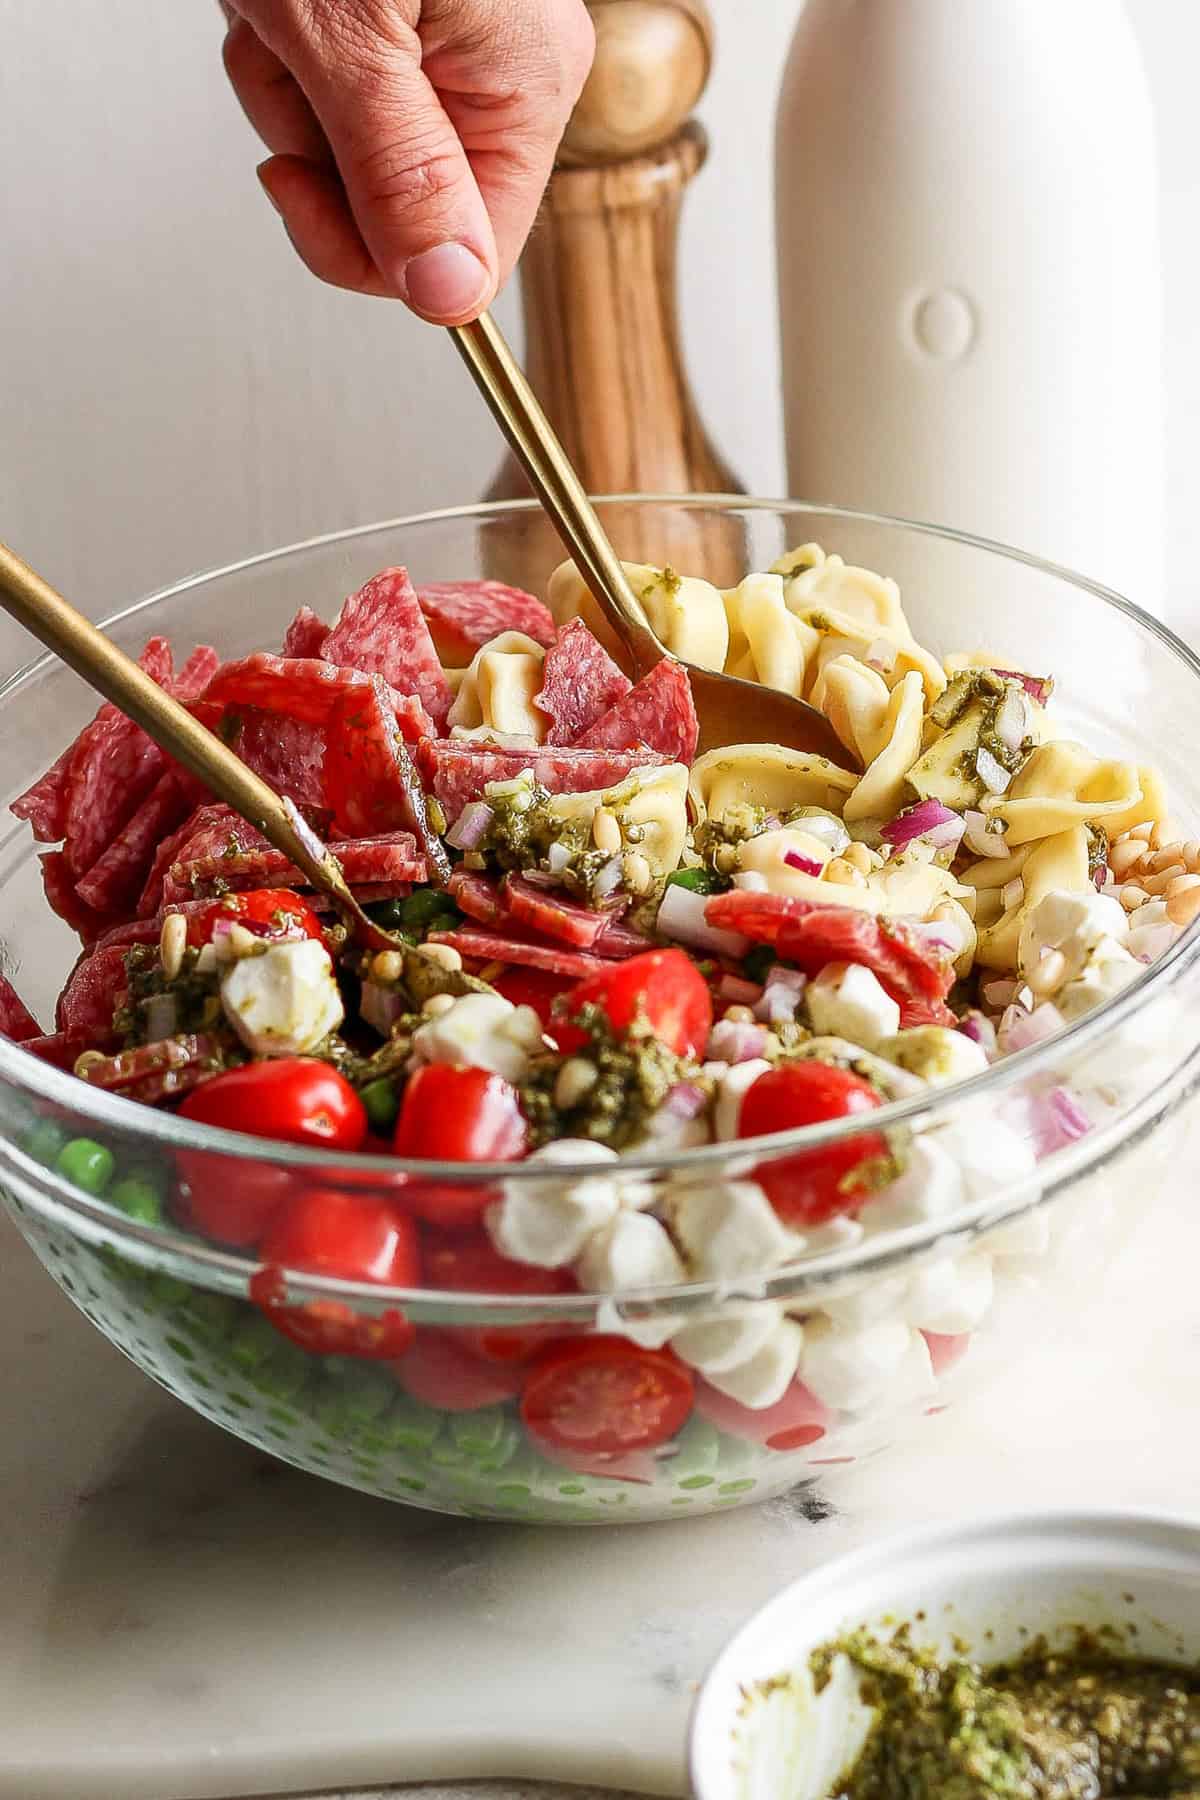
<box><xmin>391</xmin><ymin>1327</ymin><xmax>527</xmax><ymax>1411</ymax></box>
<box><xmin>520</xmin><ymin>1335</ymin><xmax>694</xmax><ymax>1455</ymax></box>
<box><xmin>250</xmin><ymin>1186</ymin><xmax>421</xmax><ymax>1359</ymax></box>
<box><xmin>185</xmin><ymin>887</ymin><xmax>324</xmax><ymax>946</ymax></box>
<box><xmin>694</xmin><ymin>1376</ymin><xmax>830</xmax><ymax>1452</ymax></box>
<box><xmin>424</xmin><ymin>1228</ymin><xmax>575</xmax><ymax>1364</ymax></box>
<box><xmin>491</xmin><ymin>965</ymin><xmax>573</xmax><ymax>1037</ymax></box>
<box><xmin>737</xmin><ymin>1062</ymin><xmax>888</xmax><ymax>1227</ymax></box>
<box><xmin>178</xmin><ymin>1060</ymin><xmax>366</xmax><ymax>1245</ymax></box>
<box><xmin>393</xmin><ymin>1064</ymin><xmax>527</xmax><ymax>1229</ymax></box>
<box><xmin>181</xmin><ymin>1058</ymin><xmax>367</xmax><ymax>1150</ymax></box>
<box><xmin>554</xmin><ymin>948</ymin><xmax>712</xmax><ymax>1058</ymax></box>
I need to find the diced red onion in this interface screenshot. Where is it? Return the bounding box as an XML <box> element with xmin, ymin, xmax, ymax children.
<box><xmin>983</xmin><ymin>977</ymin><xmax>1018</xmax><ymax>1009</ymax></box>
<box><xmin>593</xmin><ymin>855</ymin><xmax>625</xmax><ymax>900</ymax></box>
<box><xmin>992</xmin><ymin>687</ymin><xmax>1029</xmax><ymax>756</ymax></box>
<box><xmin>880</xmin><ymin>798</ymin><xmax>959</xmax><ymax>848</ymax></box>
<box><xmin>718</xmin><ymin>973</ymin><xmax>762</xmax><ymax>1006</ymax></box>
<box><xmin>658</xmin><ymin>882</ymin><xmax>751</xmax><ymax>958</ymax></box>
<box><xmin>1001</xmin><ymin>877</ymin><xmax>1025</xmax><ymax>912</ymax></box>
<box><xmin>998</xmin><ymin>1000</ymin><xmax>1064</xmax><ymax>1053</ymax></box>
<box><xmin>957</xmin><ymin>1010</ymin><xmax>997</xmax><ymax>1053</ymax></box>
<box><xmin>1092</xmin><ymin>863</ymin><xmax>1108</xmax><ymax>891</ymax></box>
<box><xmin>784</xmin><ymin>847</ymin><xmax>825</xmax><ymax>877</ymax></box>
<box><xmin>963</xmin><ymin>810</ymin><xmax>1010</xmax><ymax>859</ymax></box>
<box><xmin>707</xmin><ymin>1019</ymin><xmax>769</xmax><ymax>1064</ymax></box>
<box><xmin>663</xmin><ymin>1080</ymin><xmax>709</xmax><ymax>1120</ymax></box>
<box><xmin>1030</xmin><ymin>1084</ymin><xmax>1092</xmax><ymax>1157</ymax></box>
<box><xmin>446</xmin><ymin>800</ymin><xmax>494</xmax><ymax>851</ymax></box>
<box><xmin>360</xmin><ymin>980</ymin><xmax>406</xmax><ymax>1037</ymax></box>
<box><xmin>912</xmin><ymin>918</ymin><xmax>965</xmax><ymax>955</ymax></box>
<box><xmin>754</xmin><ymin>966</ymin><xmax>808</xmax><ymax>1024</ymax></box>
<box><xmin>993</xmin><ymin>668</ymin><xmax>1054</xmax><ymax>705</ymax></box>
<box><xmin>144</xmin><ymin>993</ymin><xmax>179</xmax><ymax>1042</ymax></box>
<box><xmin>976</xmin><ymin>746</ymin><xmax>1013</xmax><ymax>795</ymax></box>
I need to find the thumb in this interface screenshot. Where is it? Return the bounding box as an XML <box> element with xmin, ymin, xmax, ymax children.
<box><xmin>278</xmin><ymin>17</ymin><xmax>500</xmax><ymax>322</ymax></box>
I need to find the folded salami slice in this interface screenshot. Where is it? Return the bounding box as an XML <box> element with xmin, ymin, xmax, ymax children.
<box><xmin>76</xmin><ymin>768</ymin><xmax>209</xmax><ymax>915</ymax></box>
<box><xmin>417</xmin><ymin>579</ymin><xmax>555</xmax><ymax>665</ymax></box>
<box><xmin>229</xmin><ymin>710</ymin><xmax>328</xmax><ymax>811</ymax></box>
<box><xmin>705</xmin><ymin>891</ymin><xmax>956</xmax><ymax>1028</ymax></box>
<box><xmin>19</xmin><ymin>1031</ymin><xmax>92</xmax><ymax>1070</ymax></box>
<box><xmin>574</xmin><ymin>658</ymin><xmax>699</xmax><ymax>762</ymax></box>
<box><xmin>322</xmin><ymin>567</ymin><xmax>452</xmax><ymax>729</ymax></box>
<box><xmin>54</xmin><ymin>943</ymin><xmax>131</xmax><ymax>1045</ymax></box>
<box><xmin>40</xmin><ymin>851</ymin><xmax>123</xmax><ymax>945</ymax></box>
<box><xmin>77</xmin><ymin>1034</ymin><xmax>221</xmax><ymax>1106</ymax></box>
<box><xmin>534</xmin><ymin>617</ymin><xmax>632</xmax><ymax>745</ymax></box>
<box><xmin>61</xmin><ymin>637</ymin><xmax>182</xmax><ymax>878</ymax></box>
<box><xmin>281</xmin><ymin>606</ymin><xmax>328</xmax><ymax>660</ymax></box>
<box><xmin>199</xmin><ymin>653</ymin><xmax>434</xmax><ymax>742</ymax></box>
<box><xmin>166</xmin><ymin>831</ymin><xmax>427</xmax><ymax>902</ymax></box>
<box><xmin>323</xmin><ymin>676</ymin><xmax>450</xmax><ymax>883</ymax></box>
<box><xmin>501</xmin><ymin>874</ymin><xmax>624</xmax><ymax>950</ymax></box>
<box><xmin>591</xmin><ymin>916</ymin><xmax>655</xmax><ymax>960</ymax></box>
<box><xmin>426</xmin><ymin>926</ymin><xmax>609</xmax><ymax>981</ymax></box>
<box><xmin>0</xmin><ymin>974</ymin><xmax>43</xmax><ymax>1042</ymax></box>
<box><xmin>137</xmin><ymin>804</ymin><xmax>235</xmax><ymax>918</ymax></box>
<box><xmin>10</xmin><ymin>748</ymin><xmax>73</xmax><ymax>843</ymax></box>
<box><xmin>447</xmin><ymin>867</ymin><xmax>506</xmax><ymax>926</ymax></box>
<box><xmin>170</xmin><ymin>645</ymin><xmax>221</xmax><ymax>701</ymax></box>
<box><xmin>418</xmin><ymin>740</ymin><xmax>667</xmax><ymax>827</ymax></box>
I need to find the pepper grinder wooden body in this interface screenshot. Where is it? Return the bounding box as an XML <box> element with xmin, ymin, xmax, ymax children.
<box><xmin>484</xmin><ymin>0</ymin><xmax>745</xmax><ymax>592</ymax></box>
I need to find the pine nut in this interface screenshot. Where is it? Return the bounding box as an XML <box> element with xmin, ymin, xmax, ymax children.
<box><xmin>842</xmin><ymin>841</ymin><xmax>873</xmax><ymax>873</ymax></box>
<box><xmin>1151</xmin><ymin>818</ymin><xmax>1179</xmax><ymax>851</ymax></box>
<box><xmin>1165</xmin><ymin>873</ymin><xmax>1200</xmax><ymax>900</ymax></box>
<box><xmin>371</xmin><ymin>950</ymin><xmax>404</xmax><ymax>984</ymax></box>
<box><xmin>422</xmin><ymin>993</ymin><xmax>457</xmax><ymax>1018</ymax></box>
<box><xmin>477</xmin><ymin>961</ymin><xmax>505</xmax><ymax>984</ymax></box>
<box><xmin>1149</xmin><ymin>843</ymin><xmax>1186</xmax><ymax>874</ymax></box>
<box><xmin>159</xmin><ymin>912</ymin><xmax>187</xmax><ymax>981</ymax></box>
<box><xmin>554</xmin><ymin>1057</ymin><xmax>599</xmax><ymax>1111</ymax></box>
<box><xmin>228</xmin><ymin>922</ymin><xmax>259</xmax><ymax>957</ymax></box>
<box><xmin>1026</xmin><ymin>948</ymin><xmax>1066</xmax><ymax>997</ymax></box>
<box><xmin>1107</xmin><ymin>840</ymin><xmax>1145</xmax><ymax>878</ymax></box>
<box><xmin>723</xmin><ymin>1005</ymin><xmax>756</xmax><ymax>1024</ymax></box>
<box><xmin>825</xmin><ymin>857</ymin><xmax>866</xmax><ymax>887</ymax></box>
<box><xmin>1183</xmin><ymin>841</ymin><xmax>1200</xmax><ymax>871</ymax></box>
<box><xmin>423</xmin><ymin>943</ymin><xmax>463</xmax><ymax>972</ymax></box>
<box><xmin>1119</xmin><ymin>885</ymin><xmax>1150</xmax><ymax>912</ymax></box>
<box><xmin>73</xmin><ymin>1049</ymin><xmax>107</xmax><ymax>1078</ymax></box>
<box><xmin>1167</xmin><ymin>886</ymin><xmax>1200</xmax><ymax>928</ymax></box>
<box><xmin>1142</xmin><ymin>864</ymin><xmax>1187</xmax><ymax>896</ymax></box>
<box><xmin>622</xmin><ymin>851</ymin><xmax>652</xmax><ymax>895</ymax></box>
<box><xmin>1130</xmin><ymin>823</ymin><xmax>1154</xmax><ymax>842</ymax></box>
<box><xmin>592</xmin><ymin>808</ymin><xmax>622</xmax><ymax>855</ymax></box>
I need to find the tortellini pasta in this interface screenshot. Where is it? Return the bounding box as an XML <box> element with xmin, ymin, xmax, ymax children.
<box><xmin>688</xmin><ymin>744</ymin><xmax>857</xmax><ymax>826</ymax></box>
<box><xmin>844</xmin><ymin>671</ymin><xmax>925</xmax><ymax>826</ymax></box>
<box><xmin>774</xmin><ymin>552</ymin><xmax>947</xmax><ymax>704</ymax></box>
<box><xmin>809</xmin><ymin>655</ymin><xmax>892</xmax><ymax>766</ymax></box>
<box><xmin>547</xmin><ymin>559</ymin><xmax>728</xmax><ymax>672</ymax></box>
<box><xmin>447</xmin><ymin>631</ymin><xmax>548</xmax><ymax>742</ymax></box>
<box><xmin>974</xmin><ymin>827</ymin><xmax>1092</xmax><ymax>970</ymax></box>
<box><xmin>722</xmin><ymin>573</ymin><xmax>819</xmax><ymax>697</ymax></box>
<box><xmin>549</xmin><ymin>764</ymin><xmax>690</xmax><ymax>879</ymax></box>
<box><xmin>984</xmin><ymin>742</ymin><xmax>1142</xmax><ymax>846</ymax></box>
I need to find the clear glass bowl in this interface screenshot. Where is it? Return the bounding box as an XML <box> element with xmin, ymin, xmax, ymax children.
<box><xmin>2</xmin><ymin>498</ymin><xmax>1199</xmax><ymax>1525</ymax></box>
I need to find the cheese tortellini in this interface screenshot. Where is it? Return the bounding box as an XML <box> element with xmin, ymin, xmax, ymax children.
<box><xmin>975</xmin><ymin>827</ymin><xmax>1092</xmax><ymax>970</ymax></box>
<box><xmin>983</xmin><ymin>742</ymin><xmax>1143</xmax><ymax>846</ymax></box>
<box><xmin>844</xmin><ymin>671</ymin><xmax>925</xmax><ymax>826</ymax></box>
<box><xmin>548</xmin><ymin>558</ymin><xmax>728</xmax><ymax>672</ymax></box>
<box><xmin>689</xmin><ymin>744</ymin><xmax>857</xmax><ymax>826</ymax></box>
<box><xmin>549</xmin><ymin>765</ymin><xmax>690</xmax><ymax>880</ymax></box>
<box><xmin>722</xmin><ymin>573</ymin><xmax>818</xmax><ymax>697</ymax></box>
<box><xmin>809</xmin><ymin>655</ymin><xmax>893</xmax><ymax>766</ymax></box>
<box><xmin>447</xmin><ymin>631</ymin><xmax>548</xmax><ymax>743</ymax></box>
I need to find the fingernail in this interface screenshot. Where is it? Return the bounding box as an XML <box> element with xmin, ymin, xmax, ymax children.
<box><xmin>403</xmin><ymin>243</ymin><xmax>491</xmax><ymax>321</ymax></box>
<box><xmin>256</xmin><ymin>162</ymin><xmax>283</xmax><ymax>215</ymax></box>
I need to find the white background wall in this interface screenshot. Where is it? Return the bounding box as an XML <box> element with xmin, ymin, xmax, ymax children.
<box><xmin>0</xmin><ymin>0</ymin><xmax>1194</xmax><ymax>671</ymax></box>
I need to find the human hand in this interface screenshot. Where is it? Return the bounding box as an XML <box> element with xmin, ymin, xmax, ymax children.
<box><xmin>221</xmin><ymin>0</ymin><xmax>595</xmax><ymax>322</ymax></box>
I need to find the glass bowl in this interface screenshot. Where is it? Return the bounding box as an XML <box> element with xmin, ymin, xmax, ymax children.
<box><xmin>2</xmin><ymin>498</ymin><xmax>1199</xmax><ymax>1526</ymax></box>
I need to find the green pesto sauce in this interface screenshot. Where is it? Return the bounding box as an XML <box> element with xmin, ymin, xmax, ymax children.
<box><xmin>480</xmin><ymin>777</ymin><xmax>646</xmax><ymax>905</ymax></box>
<box><xmin>119</xmin><ymin>946</ymin><xmax>228</xmax><ymax>1046</ymax></box>
<box><xmin>814</xmin><ymin>1629</ymin><xmax>1200</xmax><ymax>1799</ymax></box>
<box><xmin>518</xmin><ymin>1002</ymin><xmax>705</xmax><ymax>1151</ymax></box>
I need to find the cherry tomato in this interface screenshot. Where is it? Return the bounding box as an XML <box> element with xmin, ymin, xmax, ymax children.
<box><xmin>250</xmin><ymin>1266</ymin><xmax>415</xmax><ymax>1360</ymax></box>
<box><xmin>491</xmin><ymin>965</ymin><xmax>573</xmax><ymax>1037</ymax></box>
<box><xmin>185</xmin><ymin>887</ymin><xmax>324</xmax><ymax>946</ymax></box>
<box><xmin>262</xmin><ymin>1186</ymin><xmax>421</xmax><ymax>1285</ymax></box>
<box><xmin>424</xmin><ymin>1228</ymin><xmax>575</xmax><ymax>1364</ymax></box>
<box><xmin>520</xmin><ymin>1335</ymin><xmax>694</xmax><ymax>1455</ymax></box>
<box><xmin>694</xmin><ymin>1376</ymin><xmax>830</xmax><ymax>1452</ymax></box>
<box><xmin>181</xmin><ymin>1058</ymin><xmax>367</xmax><ymax>1150</ymax></box>
<box><xmin>175</xmin><ymin>1154</ymin><xmax>294</xmax><ymax>1248</ymax></box>
<box><xmin>554</xmin><ymin>948</ymin><xmax>712</xmax><ymax>1058</ymax></box>
<box><xmin>392</xmin><ymin>1328</ymin><xmax>527</xmax><ymax>1411</ymax></box>
<box><xmin>393</xmin><ymin>1064</ymin><xmax>528</xmax><ymax>1229</ymax></box>
<box><xmin>737</xmin><ymin>1062</ymin><xmax>888</xmax><ymax>1227</ymax></box>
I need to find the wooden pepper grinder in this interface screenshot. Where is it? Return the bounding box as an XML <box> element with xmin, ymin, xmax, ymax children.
<box><xmin>484</xmin><ymin>0</ymin><xmax>746</xmax><ymax>593</ymax></box>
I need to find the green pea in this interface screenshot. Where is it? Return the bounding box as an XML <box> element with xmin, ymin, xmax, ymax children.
<box><xmin>55</xmin><ymin>1137</ymin><xmax>115</xmax><ymax>1195</ymax></box>
<box><xmin>21</xmin><ymin>1120</ymin><xmax>67</xmax><ymax>1167</ymax></box>
<box><xmin>108</xmin><ymin>1175</ymin><xmax>164</xmax><ymax>1225</ymax></box>
<box><xmin>359</xmin><ymin>1076</ymin><xmax>399</xmax><ymax>1134</ymax></box>
<box><xmin>394</xmin><ymin>888</ymin><xmax>463</xmax><ymax>932</ymax></box>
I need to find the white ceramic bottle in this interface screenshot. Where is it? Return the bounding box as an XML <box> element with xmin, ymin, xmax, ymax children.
<box><xmin>775</xmin><ymin>0</ymin><xmax>1165</xmax><ymax>617</ymax></box>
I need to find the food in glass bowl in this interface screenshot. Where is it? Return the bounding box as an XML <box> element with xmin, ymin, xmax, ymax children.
<box><xmin>1</xmin><ymin>499</ymin><xmax>1198</xmax><ymax>1524</ymax></box>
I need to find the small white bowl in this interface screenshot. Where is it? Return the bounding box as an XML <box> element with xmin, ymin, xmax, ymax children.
<box><xmin>689</xmin><ymin>1510</ymin><xmax>1200</xmax><ymax>1800</ymax></box>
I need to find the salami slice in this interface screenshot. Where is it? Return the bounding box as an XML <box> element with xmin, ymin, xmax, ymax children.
<box><xmin>230</xmin><ymin>710</ymin><xmax>328</xmax><ymax>811</ymax></box>
<box><xmin>416</xmin><ymin>579</ymin><xmax>555</xmax><ymax>665</ymax></box>
<box><xmin>137</xmin><ymin>805</ymin><xmax>231</xmax><ymax>917</ymax></box>
<box><xmin>19</xmin><ymin>1032</ymin><xmax>91</xmax><ymax>1070</ymax></box>
<box><xmin>501</xmin><ymin>874</ymin><xmax>622</xmax><ymax>950</ymax></box>
<box><xmin>417</xmin><ymin>740</ymin><xmax>667</xmax><ymax>828</ymax></box>
<box><xmin>705</xmin><ymin>892</ymin><xmax>956</xmax><ymax>1027</ymax></box>
<box><xmin>167</xmin><ymin>831</ymin><xmax>427</xmax><ymax>901</ymax></box>
<box><xmin>426</xmin><ymin>926</ymin><xmax>609</xmax><ymax>981</ymax></box>
<box><xmin>0</xmin><ymin>973</ymin><xmax>43</xmax><ymax>1042</ymax></box>
<box><xmin>323</xmin><ymin>675</ymin><xmax>450</xmax><ymax>883</ymax></box>
<box><xmin>170</xmin><ymin>645</ymin><xmax>221</xmax><ymax>701</ymax></box>
<box><xmin>574</xmin><ymin>658</ymin><xmax>699</xmax><ymax>762</ymax></box>
<box><xmin>282</xmin><ymin>606</ymin><xmax>328</xmax><ymax>660</ymax></box>
<box><xmin>40</xmin><ymin>851</ymin><xmax>122</xmax><ymax>945</ymax></box>
<box><xmin>447</xmin><ymin>867</ymin><xmax>506</xmax><ymax>926</ymax></box>
<box><xmin>54</xmin><ymin>943</ymin><xmax>131</xmax><ymax>1045</ymax></box>
<box><xmin>534</xmin><ymin>618</ymin><xmax>631</xmax><ymax>745</ymax></box>
<box><xmin>75</xmin><ymin>768</ymin><xmax>209</xmax><ymax>915</ymax></box>
<box><xmin>61</xmin><ymin>637</ymin><xmax>182</xmax><ymax>877</ymax></box>
<box><xmin>322</xmin><ymin>567</ymin><xmax>452</xmax><ymax>729</ymax></box>
<box><xmin>592</xmin><ymin>916</ymin><xmax>655</xmax><ymax>960</ymax></box>
<box><xmin>10</xmin><ymin>747</ymin><xmax>73</xmax><ymax>843</ymax></box>
<box><xmin>79</xmin><ymin>1034</ymin><xmax>221</xmax><ymax>1106</ymax></box>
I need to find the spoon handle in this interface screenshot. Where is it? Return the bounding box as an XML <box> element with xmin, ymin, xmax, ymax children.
<box><xmin>450</xmin><ymin>312</ymin><xmax>662</xmax><ymax>673</ymax></box>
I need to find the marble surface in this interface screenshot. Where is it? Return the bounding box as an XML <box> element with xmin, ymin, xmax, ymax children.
<box><xmin>5</xmin><ymin>1132</ymin><xmax>1200</xmax><ymax>1800</ymax></box>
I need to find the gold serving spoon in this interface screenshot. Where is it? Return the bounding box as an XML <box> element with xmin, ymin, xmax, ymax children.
<box><xmin>450</xmin><ymin>311</ymin><xmax>850</xmax><ymax>766</ymax></box>
<box><xmin>0</xmin><ymin>540</ymin><xmax>478</xmax><ymax>994</ymax></box>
